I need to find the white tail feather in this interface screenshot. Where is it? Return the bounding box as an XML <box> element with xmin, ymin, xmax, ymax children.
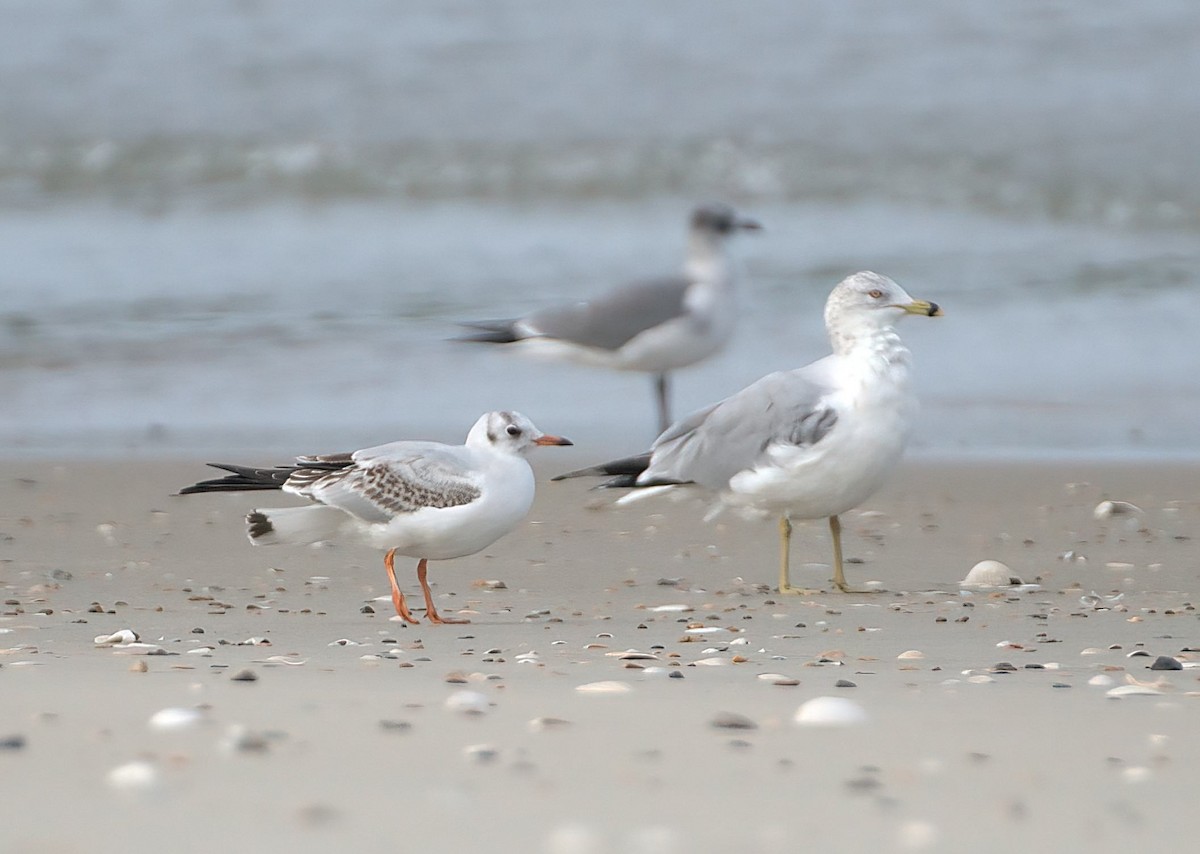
<box><xmin>247</xmin><ymin>506</ymin><xmax>345</xmax><ymax>546</ymax></box>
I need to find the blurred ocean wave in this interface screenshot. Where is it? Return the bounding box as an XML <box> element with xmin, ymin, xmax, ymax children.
<box><xmin>4</xmin><ymin>137</ymin><xmax>1197</xmax><ymax>232</ymax></box>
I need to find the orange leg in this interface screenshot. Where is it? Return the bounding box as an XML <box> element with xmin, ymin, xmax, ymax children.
<box><xmin>384</xmin><ymin>548</ymin><xmax>420</xmax><ymax>624</ymax></box>
<box><xmin>417</xmin><ymin>558</ymin><xmax>470</xmax><ymax>625</ymax></box>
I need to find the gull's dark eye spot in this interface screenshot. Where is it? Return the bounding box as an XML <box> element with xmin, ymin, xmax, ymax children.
<box><xmin>868</xmin><ymin>289</ymin><xmax>884</xmax><ymax>299</ymax></box>
<box><xmin>506</xmin><ymin>424</ymin><xmax>522</xmax><ymax>437</ymax></box>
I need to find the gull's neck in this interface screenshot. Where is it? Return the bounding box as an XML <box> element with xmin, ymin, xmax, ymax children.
<box><xmin>684</xmin><ymin>232</ymin><xmax>735</xmax><ymax>284</ymax></box>
<box><xmin>828</xmin><ymin>317</ymin><xmax>911</xmax><ymax>376</ymax></box>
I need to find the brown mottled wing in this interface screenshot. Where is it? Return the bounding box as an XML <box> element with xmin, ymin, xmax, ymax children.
<box><xmin>284</xmin><ymin>442</ymin><xmax>482</xmax><ymax>523</ymax></box>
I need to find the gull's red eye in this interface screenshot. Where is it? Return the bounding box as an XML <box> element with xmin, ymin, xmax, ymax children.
<box><xmin>868</xmin><ymin>289</ymin><xmax>883</xmax><ymax>299</ymax></box>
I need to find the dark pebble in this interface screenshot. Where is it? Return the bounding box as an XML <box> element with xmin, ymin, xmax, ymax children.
<box><xmin>835</xmin><ymin>679</ymin><xmax>857</xmax><ymax>688</ymax></box>
<box><xmin>710</xmin><ymin>712</ymin><xmax>757</xmax><ymax>730</ymax></box>
<box><xmin>668</xmin><ymin>670</ymin><xmax>684</xmax><ymax>679</ymax></box>
<box><xmin>231</xmin><ymin>669</ymin><xmax>259</xmax><ymax>682</ymax></box>
<box><xmin>361</xmin><ymin>605</ymin><xmax>375</xmax><ymax>614</ymax></box>
<box><xmin>1149</xmin><ymin>655</ymin><xmax>1183</xmax><ymax>671</ymax></box>
<box><xmin>1052</xmin><ymin>682</ymin><xmax>1071</xmax><ymax>688</ymax></box>
<box><xmin>992</xmin><ymin>662</ymin><xmax>1018</xmax><ymax>673</ymax></box>
<box><xmin>0</xmin><ymin>735</ymin><xmax>26</xmax><ymax>751</ymax></box>
<box><xmin>379</xmin><ymin>720</ymin><xmax>412</xmax><ymax>733</ymax></box>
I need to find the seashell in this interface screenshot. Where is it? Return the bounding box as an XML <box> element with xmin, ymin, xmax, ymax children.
<box><xmin>692</xmin><ymin>657</ymin><xmax>730</xmax><ymax>666</ymax></box>
<box><xmin>462</xmin><ymin>743</ymin><xmax>500</xmax><ymax>764</ymax></box>
<box><xmin>612</xmin><ymin>651</ymin><xmax>658</xmax><ymax>660</ymax></box>
<box><xmin>1106</xmin><ymin>685</ymin><xmax>1163</xmax><ymax>698</ymax></box>
<box><xmin>528</xmin><ymin>717</ymin><xmax>572</xmax><ymax>733</ymax></box>
<box><xmin>94</xmin><ymin>629</ymin><xmax>139</xmax><ymax>646</ymax></box>
<box><xmin>897</xmin><ymin>650</ymin><xmax>925</xmax><ymax>660</ymax></box>
<box><xmin>1088</xmin><ymin>675</ymin><xmax>1115</xmax><ymax>687</ymax></box>
<box><xmin>148</xmin><ymin>707</ymin><xmax>204</xmax><ymax>731</ymax></box>
<box><xmin>444</xmin><ymin>690</ymin><xmax>490</xmax><ymax>714</ymax></box>
<box><xmin>649</xmin><ymin>604</ymin><xmax>691</xmax><ymax>612</ymax></box>
<box><xmin>961</xmin><ymin>560</ymin><xmax>1020</xmax><ymax>588</ymax></box>
<box><xmin>106</xmin><ymin>760</ymin><xmax>160</xmax><ymax>792</ymax></box>
<box><xmin>575</xmin><ymin>681</ymin><xmax>632</xmax><ymax>695</ymax></box>
<box><xmin>238</xmin><ymin>637</ymin><xmax>271</xmax><ymax>646</ymax></box>
<box><xmin>186</xmin><ymin>646</ymin><xmax>215</xmax><ymax>656</ymax></box>
<box><xmin>110</xmin><ymin>643</ymin><xmax>166</xmax><ymax>655</ymax></box>
<box><xmin>220</xmin><ymin>724</ymin><xmax>270</xmax><ymax>754</ymax></box>
<box><xmin>1093</xmin><ymin>500</ymin><xmax>1142</xmax><ymax>520</ymax></box>
<box><xmin>684</xmin><ymin>627</ymin><xmax>728</xmax><ymax>635</ymax></box>
<box><xmin>1105</xmin><ymin>562</ymin><xmax>1135</xmax><ymax>571</ymax></box>
<box><xmin>793</xmin><ymin>696</ymin><xmax>868</xmax><ymax>727</ymax></box>
<box><xmin>328</xmin><ymin>638</ymin><xmax>361</xmax><ymax>647</ymax></box>
<box><xmin>967</xmin><ymin>675</ymin><xmax>995</xmax><ymax>684</ymax></box>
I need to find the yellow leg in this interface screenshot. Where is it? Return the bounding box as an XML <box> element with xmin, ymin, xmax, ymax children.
<box><xmin>830</xmin><ymin>515</ymin><xmax>848</xmax><ymax>592</ymax></box>
<box><xmin>778</xmin><ymin>515</ymin><xmax>819</xmax><ymax>596</ymax></box>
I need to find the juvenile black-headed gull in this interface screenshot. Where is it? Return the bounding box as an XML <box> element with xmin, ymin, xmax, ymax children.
<box><xmin>554</xmin><ymin>272</ymin><xmax>942</xmax><ymax>594</ymax></box>
<box><xmin>179</xmin><ymin>411</ymin><xmax>572</xmax><ymax>624</ymax></box>
<box><xmin>458</xmin><ymin>203</ymin><xmax>761</xmax><ymax>433</ymax></box>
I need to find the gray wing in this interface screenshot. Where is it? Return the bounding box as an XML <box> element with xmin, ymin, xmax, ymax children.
<box><xmin>524</xmin><ymin>276</ymin><xmax>694</xmax><ymax>351</ymax></box>
<box><xmin>643</xmin><ymin>360</ymin><xmax>840</xmax><ymax>489</ymax></box>
<box><xmin>285</xmin><ymin>443</ymin><xmax>482</xmax><ymax>523</ymax></box>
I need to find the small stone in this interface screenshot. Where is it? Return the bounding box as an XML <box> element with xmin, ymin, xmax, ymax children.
<box><xmin>0</xmin><ymin>735</ymin><xmax>26</xmax><ymax>751</ymax></box>
<box><xmin>379</xmin><ymin>720</ymin><xmax>413</xmax><ymax>733</ymax></box>
<box><xmin>991</xmin><ymin>662</ymin><xmax>1018</xmax><ymax>673</ymax></box>
<box><xmin>710</xmin><ymin>712</ymin><xmax>757</xmax><ymax>730</ymax></box>
<box><xmin>1148</xmin><ymin>656</ymin><xmax>1182</xmax><ymax>671</ymax></box>
<box><xmin>463</xmin><ymin>743</ymin><xmax>499</xmax><ymax>764</ymax></box>
<box><xmin>835</xmin><ymin>679</ymin><xmax>857</xmax><ymax>688</ymax></box>
<box><xmin>129</xmin><ymin>660</ymin><xmax>148</xmax><ymax>673</ymax></box>
<box><xmin>231</xmin><ymin>669</ymin><xmax>258</xmax><ymax>682</ymax></box>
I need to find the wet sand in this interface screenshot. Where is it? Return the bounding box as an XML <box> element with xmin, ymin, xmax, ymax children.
<box><xmin>1</xmin><ymin>457</ymin><xmax>1197</xmax><ymax>854</ymax></box>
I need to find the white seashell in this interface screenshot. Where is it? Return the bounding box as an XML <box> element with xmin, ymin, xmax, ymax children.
<box><xmin>1106</xmin><ymin>685</ymin><xmax>1163</xmax><ymax>698</ymax></box>
<box><xmin>1088</xmin><ymin>675</ymin><xmax>1115</xmax><ymax>687</ymax></box>
<box><xmin>462</xmin><ymin>743</ymin><xmax>500</xmax><ymax>764</ymax></box>
<box><xmin>1105</xmin><ymin>562</ymin><xmax>1135</xmax><ymax>571</ymax></box>
<box><xmin>94</xmin><ymin>629</ymin><xmax>138</xmax><ymax>646</ymax></box>
<box><xmin>728</xmin><ymin>637</ymin><xmax>749</xmax><ymax>646</ymax></box>
<box><xmin>758</xmin><ymin>673</ymin><xmax>798</xmax><ymax>685</ymax></box>
<box><xmin>148</xmin><ymin>707</ymin><xmax>204</xmax><ymax>731</ymax></box>
<box><xmin>692</xmin><ymin>657</ymin><xmax>730</xmax><ymax>666</ymax></box>
<box><xmin>544</xmin><ymin>824</ymin><xmax>604</xmax><ymax>854</ymax></box>
<box><xmin>575</xmin><ymin>681</ymin><xmax>632</xmax><ymax>695</ymax></box>
<box><xmin>611</xmin><ymin>651</ymin><xmax>658</xmax><ymax>660</ymax></box>
<box><xmin>238</xmin><ymin>637</ymin><xmax>270</xmax><ymax>646</ymax></box>
<box><xmin>897</xmin><ymin>650</ymin><xmax>925</xmax><ymax>660</ymax></box>
<box><xmin>967</xmin><ymin>675</ymin><xmax>995</xmax><ymax>684</ymax></box>
<box><xmin>896</xmin><ymin>819</ymin><xmax>940</xmax><ymax>851</ymax></box>
<box><xmin>110</xmin><ymin>643</ymin><xmax>165</xmax><ymax>655</ymax></box>
<box><xmin>961</xmin><ymin>560</ymin><xmax>1018</xmax><ymax>588</ymax></box>
<box><xmin>648</xmin><ymin>604</ymin><xmax>691</xmax><ymax>612</ymax></box>
<box><xmin>443</xmin><ymin>690</ymin><xmax>490</xmax><ymax>714</ymax></box>
<box><xmin>1093</xmin><ymin>500</ymin><xmax>1142</xmax><ymax>520</ymax></box>
<box><xmin>1122</xmin><ymin>766</ymin><xmax>1152</xmax><ymax>783</ymax></box>
<box><xmin>793</xmin><ymin>696</ymin><xmax>868</xmax><ymax>727</ymax></box>
<box><xmin>106</xmin><ymin>760</ymin><xmax>160</xmax><ymax>792</ymax></box>
<box><xmin>186</xmin><ymin>646</ymin><xmax>215</xmax><ymax>656</ymax></box>
<box><xmin>684</xmin><ymin>627</ymin><xmax>727</xmax><ymax>635</ymax></box>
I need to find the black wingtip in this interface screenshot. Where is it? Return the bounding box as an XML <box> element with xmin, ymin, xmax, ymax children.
<box><xmin>454</xmin><ymin>320</ymin><xmax>522</xmax><ymax>344</ymax></box>
<box><xmin>552</xmin><ymin>453</ymin><xmax>652</xmax><ymax>482</ymax></box>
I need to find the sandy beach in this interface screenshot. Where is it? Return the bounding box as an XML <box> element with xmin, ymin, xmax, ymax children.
<box><xmin>0</xmin><ymin>456</ymin><xmax>1195</xmax><ymax>854</ymax></box>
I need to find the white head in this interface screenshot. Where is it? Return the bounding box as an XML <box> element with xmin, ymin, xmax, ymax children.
<box><xmin>824</xmin><ymin>271</ymin><xmax>942</xmax><ymax>353</ymax></box>
<box><xmin>466</xmin><ymin>411</ymin><xmax>573</xmax><ymax>455</ymax></box>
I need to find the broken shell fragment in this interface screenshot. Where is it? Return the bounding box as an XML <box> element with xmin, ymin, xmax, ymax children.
<box><xmin>961</xmin><ymin>561</ymin><xmax>1020</xmax><ymax>588</ymax></box>
<box><xmin>94</xmin><ymin>629</ymin><xmax>139</xmax><ymax>646</ymax></box>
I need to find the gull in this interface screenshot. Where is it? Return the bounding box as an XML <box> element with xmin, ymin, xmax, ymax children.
<box><xmin>179</xmin><ymin>411</ymin><xmax>571</xmax><ymax>624</ymax></box>
<box><xmin>457</xmin><ymin>203</ymin><xmax>761</xmax><ymax>433</ymax></box>
<box><xmin>554</xmin><ymin>272</ymin><xmax>942</xmax><ymax>594</ymax></box>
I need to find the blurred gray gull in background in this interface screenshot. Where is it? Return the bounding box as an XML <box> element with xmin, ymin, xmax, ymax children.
<box><xmin>555</xmin><ymin>272</ymin><xmax>941</xmax><ymax>594</ymax></box>
<box><xmin>458</xmin><ymin>203</ymin><xmax>761</xmax><ymax>433</ymax></box>
<box><xmin>179</xmin><ymin>411</ymin><xmax>571</xmax><ymax>624</ymax></box>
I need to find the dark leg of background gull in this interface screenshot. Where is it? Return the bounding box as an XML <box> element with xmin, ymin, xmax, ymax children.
<box><xmin>654</xmin><ymin>372</ymin><xmax>671</xmax><ymax>434</ymax></box>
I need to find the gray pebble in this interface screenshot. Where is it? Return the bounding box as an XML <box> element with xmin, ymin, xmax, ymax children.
<box><xmin>1149</xmin><ymin>655</ymin><xmax>1182</xmax><ymax>671</ymax></box>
